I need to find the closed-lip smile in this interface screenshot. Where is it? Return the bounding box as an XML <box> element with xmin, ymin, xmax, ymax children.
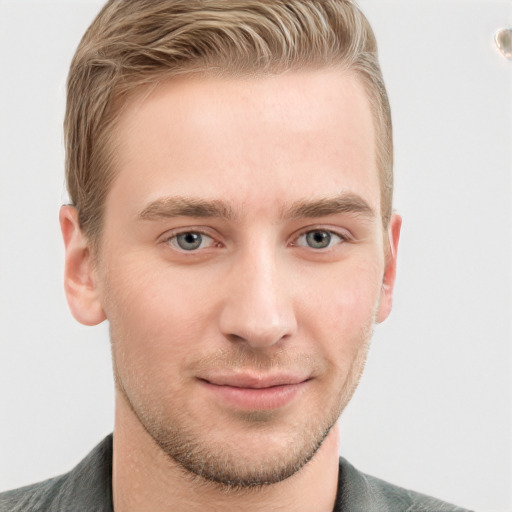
<box><xmin>197</xmin><ymin>371</ymin><xmax>311</xmax><ymax>410</ymax></box>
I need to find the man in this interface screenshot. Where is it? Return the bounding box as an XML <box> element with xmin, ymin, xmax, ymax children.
<box><xmin>0</xmin><ymin>1</ymin><xmax>471</xmax><ymax>511</ymax></box>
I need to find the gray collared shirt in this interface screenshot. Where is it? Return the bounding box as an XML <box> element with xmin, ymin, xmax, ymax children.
<box><xmin>0</xmin><ymin>435</ymin><xmax>472</xmax><ymax>511</ymax></box>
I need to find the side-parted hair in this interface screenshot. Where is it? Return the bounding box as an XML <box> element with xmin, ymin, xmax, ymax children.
<box><xmin>65</xmin><ymin>0</ymin><xmax>393</xmax><ymax>246</ymax></box>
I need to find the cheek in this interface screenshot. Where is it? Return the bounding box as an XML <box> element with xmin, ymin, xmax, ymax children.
<box><xmin>102</xmin><ymin>261</ymin><xmax>215</xmax><ymax>379</ymax></box>
<box><xmin>104</xmin><ymin>256</ymin><xmax>210</xmax><ymax>328</ymax></box>
<box><xmin>302</xmin><ymin>257</ymin><xmax>382</xmax><ymax>323</ymax></box>
<box><xmin>297</xmin><ymin>258</ymin><xmax>382</xmax><ymax>363</ymax></box>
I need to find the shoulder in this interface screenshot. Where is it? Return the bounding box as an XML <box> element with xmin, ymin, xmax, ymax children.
<box><xmin>0</xmin><ymin>474</ymin><xmax>69</xmax><ymax>512</ymax></box>
<box><xmin>0</xmin><ymin>435</ymin><xmax>113</xmax><ymax>512</ymax></box>
<box><xmin>336</xmin><ymin>457</ymin><xmax>473</xmax><ymax>512</ymax></box>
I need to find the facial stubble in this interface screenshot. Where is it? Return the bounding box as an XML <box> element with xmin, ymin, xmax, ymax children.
<box><xmin>111</xmin><ymin>328</ymin><xmax>372</xmax><ymax>492</ymax></box>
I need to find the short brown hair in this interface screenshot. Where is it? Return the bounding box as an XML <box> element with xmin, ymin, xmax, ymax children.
<box><xmin>65</xmin><ymin>0</ymin><xmax>393</xmax><ymax>245</ymax></box>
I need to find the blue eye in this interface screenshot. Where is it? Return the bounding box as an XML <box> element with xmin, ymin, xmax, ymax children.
<box><xmin>169</xmin><ymin>232</ymin><xmax>214</xmax><ymax>251</ymax></box>
<box><xmin>296</xmin><ymin>230</ymin><xmax>343</xmax><ymax>249</ymax></box>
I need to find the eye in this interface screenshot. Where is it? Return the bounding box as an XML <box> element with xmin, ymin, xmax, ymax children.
<box><xmin>168</xmin><ymin>232</ymin><xmax>215</xmax><ymax>251</ymax></box>
<box><xmin>295</xmin><ymin>230</ymin><xmax>345</xmax><ymax>249</ymax></box>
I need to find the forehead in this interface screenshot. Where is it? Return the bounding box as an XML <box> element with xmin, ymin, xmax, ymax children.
<box><xmin>109</xmin><ymin>69</ymin><xmax>380</xmax><ymax>218</ymax></box>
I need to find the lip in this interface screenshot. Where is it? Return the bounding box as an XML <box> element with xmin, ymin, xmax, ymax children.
<box><xmin>198</xmin><ymin>372</ymin><xmax>311</xmax><ymax>411</ymax></box>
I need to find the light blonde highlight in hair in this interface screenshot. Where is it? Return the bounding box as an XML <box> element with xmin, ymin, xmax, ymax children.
<box><xmin>65</xmin><ymin>0</ymin><xmax>393</xmax><ymax>245</ymax></box>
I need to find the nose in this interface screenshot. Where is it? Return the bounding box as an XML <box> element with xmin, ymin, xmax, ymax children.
<box><xmin>218</xmin><ymin>246</ymin><xmax>298</xmax><ymax>349</ymax></box>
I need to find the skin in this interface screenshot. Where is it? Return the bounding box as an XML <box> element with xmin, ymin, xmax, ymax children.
<box><xmin>60</xmin><ymin>69</ymin><xmax>401</xmax><ymax>511</ymax></box>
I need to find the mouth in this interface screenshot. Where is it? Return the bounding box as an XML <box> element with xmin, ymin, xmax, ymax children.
<box><xmin>197</xmin><ymin>372</ymin><xmax>311</xmax><ymax>411</ymax></box>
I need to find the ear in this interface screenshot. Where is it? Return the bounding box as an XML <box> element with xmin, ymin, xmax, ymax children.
<box><xmin>376</xmin><ymin>213</ymin><xmax>402</xmax><ymax>323</ymax></box>
<box><xmin>59</xmin><ymin>205</ymin><xmax>106</xmax><ymax>326</ymax></box>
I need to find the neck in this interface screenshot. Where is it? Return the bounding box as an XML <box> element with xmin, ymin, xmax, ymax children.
<box><xmin>112</xmin><ymin>393</ymin><xmax>340</xmax><ymax>512</ymax></box>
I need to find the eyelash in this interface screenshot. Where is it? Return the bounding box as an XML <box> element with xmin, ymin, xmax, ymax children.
<box><xmin>162</xmin><ymin>226</ymin><xmax>351</xmax><ymax>253</ymax></box>
<box><xmin>164</xmin><ymin>230</ymin><xmax>218</xmax><ymax>252</ymax></box>
<box><xmin>292</xmin><ymin>229</ymin><xmax>349</xmax><ymax>250</ymax></box>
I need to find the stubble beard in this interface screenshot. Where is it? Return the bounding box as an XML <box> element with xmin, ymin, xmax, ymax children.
<box><xmin>113</xmin><ymin>341</ymin><xmax>371</xmax><ymax>492</ymax></box>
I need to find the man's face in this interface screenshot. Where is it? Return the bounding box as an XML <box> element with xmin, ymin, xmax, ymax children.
<box><xmin>85</xmin><ymin>70</ymin><xmax>399</xmax><ymax>486</ymax></box>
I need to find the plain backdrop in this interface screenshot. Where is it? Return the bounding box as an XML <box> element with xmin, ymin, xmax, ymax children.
<box><xmin>0</xmin><ymin>1</ymin><xmax>511</xmax><ymax>511</ymax></box>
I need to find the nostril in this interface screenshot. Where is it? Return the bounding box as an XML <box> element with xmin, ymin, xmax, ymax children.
<box><xmin>225</xmin><ymin>333</ymin><xmax>247</xmax><ymax>343</ymax></box>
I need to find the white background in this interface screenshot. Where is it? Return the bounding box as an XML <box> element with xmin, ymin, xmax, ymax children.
<box><xmin>0</xmin><ymin>1</ymin><xmax>510</xmax><ymax>511</ymax></box>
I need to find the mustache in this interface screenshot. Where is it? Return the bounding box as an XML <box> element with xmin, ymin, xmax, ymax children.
<box><xmin>188</xmin><ymin>346</ymin><xmax>327</xmax><ymax>375</ymax></box>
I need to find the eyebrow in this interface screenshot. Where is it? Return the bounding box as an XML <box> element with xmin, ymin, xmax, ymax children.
<box><xmin>283</xmin><ymin>194</ymin><xmax>375</xmax><ymax>220</ymax></box>
<box><xmin>138</xmin><ymin>193</ymin><xmax>375</xmax><ymax>222</ymax></box>
<box><xmin>139</xmin><ymin>197</ymin><xmax>235</xmax><ymax>220</ymax></box>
